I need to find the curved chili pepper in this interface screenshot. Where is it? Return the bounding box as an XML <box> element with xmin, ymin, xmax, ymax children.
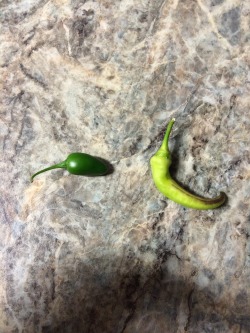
<box><xmin>31</xmin><ymin>152</ymin><xmax>109</xmax><ymax>182</ymax></box>
<box><xmin>150</xmin><ymin>119</ymin><xmax>227</xmax><ymax>210</ymax></box>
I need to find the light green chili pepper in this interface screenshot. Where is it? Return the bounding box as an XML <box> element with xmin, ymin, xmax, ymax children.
<box><xmin>150</xmin><ymin>119</ymin><xmax>227</xmax><ymax>210</ymax></box>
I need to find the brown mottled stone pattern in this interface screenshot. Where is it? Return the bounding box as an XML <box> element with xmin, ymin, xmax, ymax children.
<box><xmin>0</xmin><ymin>0</ymin><xmax>250</xmax><ymax>332</ymax></box>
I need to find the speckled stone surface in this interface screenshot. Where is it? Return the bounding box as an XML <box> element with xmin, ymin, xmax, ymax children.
<box><xmin>1</xmin><ymin>0</ymin><xmax>250</xmax><ymax>332</ymax></box>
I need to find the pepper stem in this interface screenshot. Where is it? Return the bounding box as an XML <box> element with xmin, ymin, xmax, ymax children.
<box><xmin>158</xmin><ymin>118</ymin><xmax>175</xmax><ymax>154</ymax></box>
<box><xmin>31</xmin><ymin>161</ymin><xmax>66</xmax><ymax>182</ymax></box>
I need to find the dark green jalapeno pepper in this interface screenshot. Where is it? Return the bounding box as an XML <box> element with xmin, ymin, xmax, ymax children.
<box><xmin>31</xmin><ymin>152</ymin><xmax>109</xmax><ymax>182</ymax></box>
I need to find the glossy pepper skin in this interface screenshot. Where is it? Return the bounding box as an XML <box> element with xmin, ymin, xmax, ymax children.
<box><xmin>150</xmin><ymin>119</ymin><xmax>227</xmax><ymax>210</ymax></box>
<box><xmin>31</xmin><ymin>152</ymin><xmax>109</xmax><ymax>182</ymax></box>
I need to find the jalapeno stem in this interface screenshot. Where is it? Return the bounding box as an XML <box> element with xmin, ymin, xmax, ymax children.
<box><xmin>31</xmin><ymin>161</ymin><xmax>66</xmax><ymax>182</ymax></box>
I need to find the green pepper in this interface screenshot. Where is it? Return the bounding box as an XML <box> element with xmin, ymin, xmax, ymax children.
<box><xmin>150</xmin><ymin>119</ymin><xmax>227</xmax><ymax>210</ymax></box>
<box><xmin>31</xmin><ymin>152</ymin><xmax>109</xmax><ymax>182</ymax></box>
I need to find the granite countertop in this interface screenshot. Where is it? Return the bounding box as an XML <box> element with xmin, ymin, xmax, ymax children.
<box><xmin>1</xmin><ymin>0</ymin><xmax>250</xmax><ymax>332</ymax></box>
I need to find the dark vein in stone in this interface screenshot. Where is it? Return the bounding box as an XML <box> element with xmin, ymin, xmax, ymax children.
<box><xmin>20</xmin><ymin>63</ymin><xmax>47</xmax><ymax>89</ymax></box>
<box><xmin>184</xmin><ymin>287</ymin><xmax>195</xmax><ymax>331</ymax></box>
